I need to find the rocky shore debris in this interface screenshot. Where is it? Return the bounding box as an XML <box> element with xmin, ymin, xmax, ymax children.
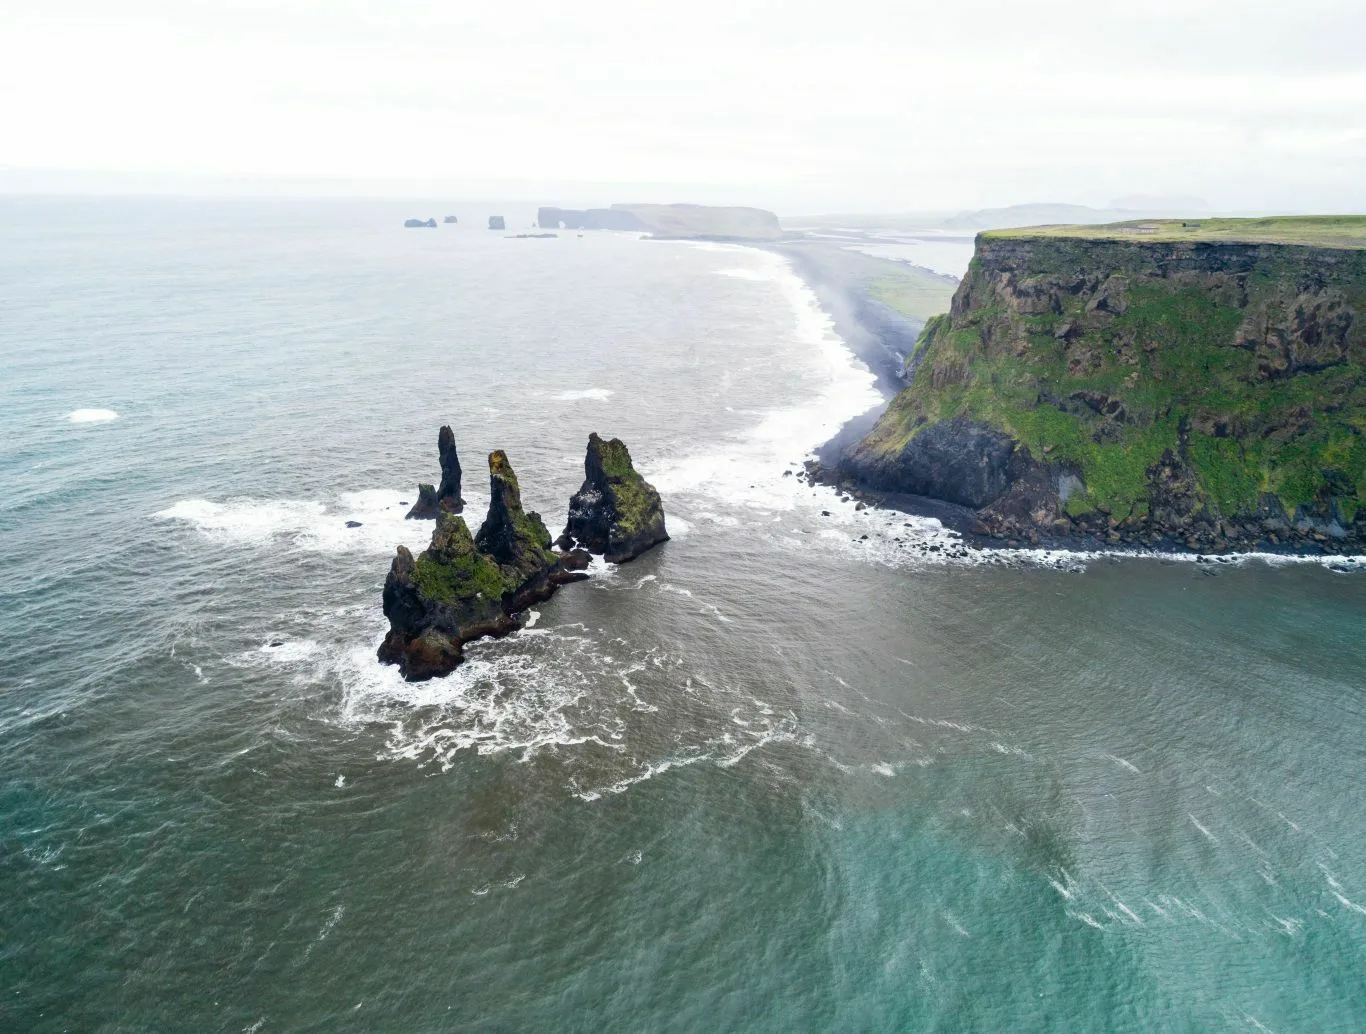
<box><xmin>405</xmin><ymin>425</ymin><xmax>465</xmax><ymax>519</ymax></box>
<box><xmin>556</xmin><ymin>432</ymin><xmax>669</xmax><ymax>563</ymax></box>
<box><xmin>379</xmin><ymin>432</ymin><xmax>667</xmax><ymax>681</ymax></box>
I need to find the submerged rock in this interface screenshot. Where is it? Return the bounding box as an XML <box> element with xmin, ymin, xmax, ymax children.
<box><xmin>379</xmin><ymin>450</ymin><xmax>578</xmax><ymax>681</ymax></box>
<box><xmin>405</xmin><ymin>425</ymin><xmax>465</xmax><ymax>519</ymax></box>
<box><xmin>558</xmin><ymin>433</ymin><xmax>668</xmax><ymax>563</ymax></box>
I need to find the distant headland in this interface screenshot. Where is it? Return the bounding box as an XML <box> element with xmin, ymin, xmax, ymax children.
<box><xmin>537</xmin><ymin>203</ymin><xmax>783</xmax><ymax>241</ymax></box>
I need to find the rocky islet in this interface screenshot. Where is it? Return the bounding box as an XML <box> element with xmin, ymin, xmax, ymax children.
<box><xmin>405</xmin><ymin>425</ymin><xmax>465</xmax><ymax>519</ymax></box>
<box><xmin>379</xmin><ymin>433</ymin><xmax>666</xmax><ymax>680</ymax></box>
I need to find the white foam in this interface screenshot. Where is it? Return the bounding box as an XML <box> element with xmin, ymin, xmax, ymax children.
<box><xmin>649</xmin><ymin>248</ymin><xmax>881</xmax><ymax>515</ymax></box>
<box><xmin>553</xmin><ymin>388</ymin><xmax>614</xmax><ymax>402</ymax></box>
<box><xmin>715</xmin><ymin>267</ymin><xmax>776</xmax><ymax>281</ymax></box>
<box><xmin>66</xmin><ymin>408</ymin><xmax>118</xmax><ymax>423</ymax></box>
<box><xmin>154</xmin><ymin>489</ymin><xmax>446</xmax><ymax>555</ymax></box>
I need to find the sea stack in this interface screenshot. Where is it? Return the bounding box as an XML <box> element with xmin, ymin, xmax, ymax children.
<box><xmin>405</xmin><ymin>425</ymin><xmax>465</xmax><ymax>519</ymax></box>
<box><xmin>488</xmin><ymin>216</ymin><xmax>506</xmax><ymax>230</ymax></box>
<box><xmin>558</xmin><ymin>433</ymin><xmax>669</xmax><ymax>563</ymax></box>
<box><xmin>379</xmin><ymin>451</ymin><xmax>584</xmax><ymax>681</ymax></box>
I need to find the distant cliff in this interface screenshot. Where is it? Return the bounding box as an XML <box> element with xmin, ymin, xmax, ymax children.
<box><xmin>538</xmin><ymin>203</ymin><xmax>782</xmax><ymax>241</ymax></box>
<box><xmin>837</xmin><ymin>217</ymin><xmax>1366</xmax><ymax>553</ymax></box>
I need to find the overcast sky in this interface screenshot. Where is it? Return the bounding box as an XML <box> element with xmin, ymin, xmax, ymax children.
<box><xmin>2</xmin><ymin>0</ymin><xmax>1362</xmax><ymax>213</ymax></box>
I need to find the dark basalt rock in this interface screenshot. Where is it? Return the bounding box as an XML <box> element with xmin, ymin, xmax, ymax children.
<box><xmin>404</xmin><ymin>218</ymin><xmax>437</xmax><ymax>228</ymax></box>
<box><xmin>406</xmin><ymin>484</ymin><xmax>440</xmax><ymax>520</ymax></box>
<box><xmin>405</xmin><ymin>425</ymin><xmax>465</xmax><ymax>519</ymax></box>
<box><xmin>842</xmin><ymin>417</ymin><xmax>1027</xmax><ymax>509</ymax></box>
<box><xmin>345</xmin><ymin>520</ymin><xmax>363</xmax><ymax>528</ymax></box>
<box><xmin>557</xmin><ymin>433</ymin><xmax>668</xmax><ymax>563</ymax></box>
<box><xmin>379</xmin><ymin>450</ymin><xmax>578</xmax><ymax>681</ymax></box>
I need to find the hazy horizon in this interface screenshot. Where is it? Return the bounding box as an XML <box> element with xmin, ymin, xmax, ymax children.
<box><xmin>4</xmin><ymin>1</ymin><xmax>1363</xmax><ymax>214</ymax></box>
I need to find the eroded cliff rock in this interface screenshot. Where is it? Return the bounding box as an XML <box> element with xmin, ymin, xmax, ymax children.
<box><xmin>558</xmin><ymin>433</ymin><xmax>669</xmax><ymax>563</ymax></box>
<box><xmin>405</xmin><ymin>425</ymin><xmax>465</xmax><ymax>519</ymax></box>
<box><xmin>839</xmin><ymin>218</ymin><xmax>1366</xmax><ymax>553</ymax></box>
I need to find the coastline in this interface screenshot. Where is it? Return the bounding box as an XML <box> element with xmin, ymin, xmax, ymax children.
<box><xmin>772</xmin><ymin>236</ymin><xmax>1366</xmax><ymax>566</ymax></box>
<box><xmin>763</xmin><ymin>238</ymin><xmax>953</xmax><ymax>469</ymax></box>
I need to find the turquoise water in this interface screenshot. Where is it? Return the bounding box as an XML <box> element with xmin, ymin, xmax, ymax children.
<box><xmin>2</xmin><ymin>198</ymin><xmax>1364</xmax><ymax>1032</ymax></box>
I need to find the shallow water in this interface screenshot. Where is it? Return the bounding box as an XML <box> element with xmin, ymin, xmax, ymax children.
<box><xmin>2</xmin><ymin>198</ymin><xmax>1364</xmax><ymax>1032</ymax></box>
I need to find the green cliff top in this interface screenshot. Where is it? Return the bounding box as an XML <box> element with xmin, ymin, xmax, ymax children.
<box><xmin>984</xmin><ymin>216</ymin><xmax>1366</xmax><ymax>249</ymax></box>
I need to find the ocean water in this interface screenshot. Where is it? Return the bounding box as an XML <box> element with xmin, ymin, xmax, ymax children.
<box><xmin>2</xmin><ymin>198</ymin><xmax>1365</xmax><ymax>1032</ymax></box>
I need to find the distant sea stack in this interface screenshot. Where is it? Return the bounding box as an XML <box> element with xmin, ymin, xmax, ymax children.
<box><xmin>404</xmin><ymin>218</ymin><xmax>437</xmax><ymax>228</ymax></box>
<box><xmin>380</xmin><ymin>450</ymin><xmax>586</xmax><ymax>681</ymax></box>
<box><xmin>558</xmin><ymin>433</ymin><xmax>669</xmax><ymax>563</ymax></box>
<box><xmin>406</xmin><ymin>425</ymin><xmax>465</xmax><ymax>519</ymax></box>
<box><xmin>537</xmin><ymin>203</ymin><xmax>782</xmax><ymax>241</ymax></box>
<box><xmin>443</xmin><ymin>215</ymin><xmax>458</xmax><ymax>224</ymax></box>
<box><xmin>488</xmin><ymin>216</ymin><xmax>506</xmax><ymax>230</ymax></box>
<box><xmin>833</xmin><ymin>216</ymin><xmax>1366</xmax><ymax>554</ymax></box>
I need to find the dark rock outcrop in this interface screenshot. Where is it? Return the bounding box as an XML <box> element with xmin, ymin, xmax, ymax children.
<box><xmin>557</xmin><ymin>433</ymin><xmax>669</xmax><ymax>563</ymax></box>
<box><xmin>488</xmin><ymin>216</ymin><xmax>506</xmax><ymax>230</ymax></box>
<box><xmin>405</xmin><ymin>426</ymin><xmax>465</xmax><ymax>519</ymax></box>
<box><xmin>379</xmin><ymin>450</ymin><xmax>583</xmax><ymax>681</ymax></box>
<box><xmin>443</xmin><ymin>215</ymin><xmax>458</xmax><ymax>224</ymax></box>
<box><xmin>405</xmin><ymin>218</ymin><xmax>437</xmax><ymax>228</ymax></box>
<box><xmin>841</xmin><ymin>417</ymin><xmax>1026</xmax><ymax>509</ymax></box>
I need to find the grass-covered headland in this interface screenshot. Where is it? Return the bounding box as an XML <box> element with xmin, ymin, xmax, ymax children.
<box><xmin>839</xmin><ymin>218</ymin><xmax>1366</xmax><ymax>552</ymax></box>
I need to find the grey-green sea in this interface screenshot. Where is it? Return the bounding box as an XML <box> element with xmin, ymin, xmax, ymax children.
<box><xmin>2</xmin><ymin>198</ymin><xmax>1365</xmax><ymax>1032</ymax></box>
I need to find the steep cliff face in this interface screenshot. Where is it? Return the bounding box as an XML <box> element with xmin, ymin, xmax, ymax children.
<box><xmin>842</xmin><ymin>222</ymin><xmax>1366</xmax><ymax>551</ymax></box>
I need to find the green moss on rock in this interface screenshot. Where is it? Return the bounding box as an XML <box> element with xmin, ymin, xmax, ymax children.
<box><xmin>849</xmin><ymin>227</ymin><xmax>1366</xmax><ymax>544</ymax></box>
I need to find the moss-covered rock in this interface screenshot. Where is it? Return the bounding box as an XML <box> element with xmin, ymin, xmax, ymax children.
<box><xmin>559</xmin><ymin>433</ymin><xmax>669</xmax><ymax>563</ymax></box>
<box><xmin>842</xmin><ymin>226</ymin><xmax>1366</xmax><ymax>553</ymax></box>
<box><xmin>379</xmin><ymin>450</ymin><xmax>574</xmax><ymax>681</ymax></box>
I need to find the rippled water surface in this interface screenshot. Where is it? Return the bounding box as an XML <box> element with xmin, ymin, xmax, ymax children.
<box><xmin>2</xmin><ymin>198</ymin><xmax>1364</xmax><ymax>1032</ymax></box>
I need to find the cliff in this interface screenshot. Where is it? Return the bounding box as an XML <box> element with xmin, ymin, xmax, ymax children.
<box><xmin>839</xmin><ymin>217</ymin><xmax>1366</xmax><ymax>552</ymax></box>
<box><xmin>538</xmin><ymin>203</ymin><xmax>782</xmax><ymax>241</ymax></box>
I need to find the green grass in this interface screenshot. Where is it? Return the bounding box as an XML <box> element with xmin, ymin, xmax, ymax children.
<box><xmin>868</xmin><ymin>272</ymin><xmax>958</xmax><ymax>322</ymax></box>
<box><xmin>413</xmin><ymin>517</ymin><xmax>513</xmax><ymax>604</ymax></box>
<box><xmin>985</xmin><ymin>216</ymin><xmax>1366</xmax><ymax>249</ymax></box>
<box><xmin>863</xmin><ymin>257</ymin><xmax>1366</xmax><ymax>519</ymax></box>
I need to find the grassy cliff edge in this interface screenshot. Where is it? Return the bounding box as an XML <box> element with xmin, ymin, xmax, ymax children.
<box><xmin>844</xmin><ymin>218</ymin><xmax>1366</xmax><ymax>550</ymax></box>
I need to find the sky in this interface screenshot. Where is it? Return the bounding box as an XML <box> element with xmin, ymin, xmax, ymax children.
<box><xmin>2</xmin><ymin>0</ymin><xmax>1363</xmax><ymax>214</ymax></box>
